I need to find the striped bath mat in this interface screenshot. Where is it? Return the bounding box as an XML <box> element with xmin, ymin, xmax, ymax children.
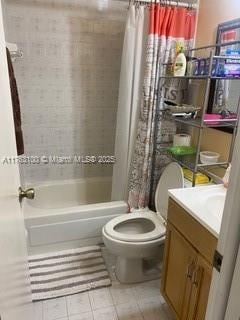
<box><xmin>29</xmin><ymin>245</ymin><xmax>111</xmax><ymax>301</ymax></box>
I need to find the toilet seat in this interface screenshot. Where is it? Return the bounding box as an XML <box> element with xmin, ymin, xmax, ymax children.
<box><xmin>155</xmin><ymin>162</ymin><xmax>184</xmax><ymax>220</ymax></box>
<box><xmin>104</xmin><ymin>162</ymin><xmax>184</xmax><ymax>243</ymax></box>
<box><xmin>104</xmin><ymin>212</ymin><xmax>166</xmax><ymax>243</ymax></box>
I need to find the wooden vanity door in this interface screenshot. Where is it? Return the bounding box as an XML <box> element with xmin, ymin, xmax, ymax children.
<box><xmin>162</xmin><ymin>224</ymin><xmax>197</xmax><ymax>319</ymax></box>
<box><xmin>187</xmin><ymin>254</ymin><xmax>213</xmax><ymax>320</ymax></box>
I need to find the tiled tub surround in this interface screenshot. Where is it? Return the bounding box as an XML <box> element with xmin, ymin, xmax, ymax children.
<box><xmin>32</xmin><ymin>247</ymin><xmax>174</xmax><ymax>320</ymax></box>
<box><xmin>3</xmin><ymin>0</ymin><xmax>126</xmax><ymax>183</ymax></box>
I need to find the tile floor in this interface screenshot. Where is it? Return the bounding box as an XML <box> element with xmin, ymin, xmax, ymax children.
<box><xmin>32</xmin><ymin>247</ymin><xmax>175</xmax><ymax>320</ymax></box>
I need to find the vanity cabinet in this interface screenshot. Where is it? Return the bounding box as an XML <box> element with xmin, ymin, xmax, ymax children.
<box><xmin>161</xmin><ymin>199</ymin><xmax>218</xmax><ymax>320</ymax></box>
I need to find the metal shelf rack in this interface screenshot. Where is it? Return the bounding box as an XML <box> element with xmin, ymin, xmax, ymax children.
<box><xmin>161</xmin><ymin>41</ymin><xmax>240</xmax><ymax>186</ymax></box>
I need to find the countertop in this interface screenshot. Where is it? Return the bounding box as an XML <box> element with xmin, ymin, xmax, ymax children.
<box><xmin>168</xmin><ymin>184</ymin><xmax>227</xmax><ymax>238</ymax></box>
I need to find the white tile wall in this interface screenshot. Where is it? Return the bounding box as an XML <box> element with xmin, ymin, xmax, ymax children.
<box><xmin>3</xmin><ymin>0</ymin><xmax>126</xmax><ymax>183</ymax></box>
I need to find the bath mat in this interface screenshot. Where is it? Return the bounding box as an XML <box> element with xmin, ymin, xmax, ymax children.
<box><xmin>29</xmin><ymin>245</ymin><xmax>111</xmax><ymax>301</ymax></box>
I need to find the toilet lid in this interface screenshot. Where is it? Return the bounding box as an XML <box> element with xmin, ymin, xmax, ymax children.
<box><xmin>155</xmin><ymin>162</ymin><xmax>184</xmax><ymax>220</ymax></box>
<box><xmin>103</xmin><ymin>212</ymin><xmax>166</xmax><ymax>242</ymax></box>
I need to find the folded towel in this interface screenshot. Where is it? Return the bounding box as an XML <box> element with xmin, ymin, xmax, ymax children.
<box><xmin>183</xmin><ymin>168</ymin><xmax>210</xmax><ymax>185</ymax></box>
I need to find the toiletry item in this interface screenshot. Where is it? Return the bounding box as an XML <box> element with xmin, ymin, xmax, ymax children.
<box><xmin>226</xmin><ymin>48</ymin><xmax>240</xmax><ymax>56</ymax></box>
<box><xmin>224</xmin><ymin>60</ymin><xmax>240</xmax><ymax>77</ymax></box>
<box><xmin>211</xmin><ymin>58</ymin><xmax>218</xmax><ymax>76</ymax></box>
<box><xmin>173</xmin><ymin>43</ymin><xmax>187</xmax><ymax>77</ymax></box>
<box><xmin>192</xmin><ymin>59</ymin><xmax>199</xmax><ymax>76</ymax></box>
<box><xmin>204</xmin><ymin>58</ymin><xmax>218</xmax><ymax>76</ymax></box>
<box><xmin>186</xmin><ymin>58</ymin><xmax>197</xmax><ymax>76</ymax></box>
<box><xmin>214</xmin><ymin>55</ymin><xmax>240</xmax><ymax>77</ymax></box>
<box><xmin>216</xmin><ymin>60</ymin><xmax>225</xmax><ymax>77</ymax></box>
<box><xmin>165</xmin><ymin>63</ymin><xmax>173</xmax><ymax>76</ymax></box>
<box><xmin>173</xmin><ymin>133</ymin><xmax>191</xmax><ymax>147</ymax></box>
<box><xmin>186</xmin><ymin>60</ymin><xmax>193</xmax><ymax>76</ymax></box>
<box><xmin>195</xmin><ymin>58</ymin><xmax>216</xmax><ymax>76</ymax></box>
<box><xmin>220</xmin><ymin>110</ymin><xmax>237</xmax><ymax>120</ymax></box>
<box><xmin>183</xmin><ymin>168</ymin><xmax>210</xmax><ymax>184</ymax></box>
<box><xmin>198</xmin><ymin>59</ymin><xmax>206</xmax><ymax>75</ymax></box>
<box><xmin>200</xmin><ymin>151</ymin><xmax>220</xmax><ymax>164</ymax></box>
<box><xmin>205</xmin><ymin>58</ymin><xmax>210</xmax><ymax>75</ymax></box>
<box><xmin>223</xmin><ymin>164</ymin><xmax>231</xmax><ymax>188</ymax></box>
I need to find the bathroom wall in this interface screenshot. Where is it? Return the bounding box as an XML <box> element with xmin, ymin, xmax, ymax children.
<box><xmin>194</xmin><ymin>0</ymin><xmax>240</xmax><ymax>163</ymax></box>
<box><xmin>196</xmin><ymin>0</ymin><xmax>240</xmax><ymax>47</ymax></box>
<box><xmin>3</xmin><ymin>0</ymin><xmax>126</xmax><ymax>183</ymax></box>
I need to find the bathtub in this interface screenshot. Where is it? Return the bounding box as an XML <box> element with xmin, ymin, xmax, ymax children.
<box><xmin>23</xmin><ymin>177</ymin><xmax>128</xmax><ymax>254</ymax></box>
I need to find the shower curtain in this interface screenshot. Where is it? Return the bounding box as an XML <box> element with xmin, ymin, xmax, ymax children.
<box><xmin>111</xmin><ymin>4</ymin><xmax>148</xmax><ymax>201</ymax></box>
<box><xmin>128</xmin><ymin>4</ymin><xmax>197</xmax><ymax>209</ymax></box>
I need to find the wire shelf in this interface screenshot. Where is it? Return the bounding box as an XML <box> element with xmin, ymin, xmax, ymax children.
<box><xmin>174</xmin><ymin>117</ymin><xmax>238</xmax><ymax>129</ymax></box>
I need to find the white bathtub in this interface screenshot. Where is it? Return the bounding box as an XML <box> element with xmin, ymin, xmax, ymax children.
<box><xmin>23</xmin><ymin>177</ymin><xmax>128</xmax><ymax>254</ymax></box>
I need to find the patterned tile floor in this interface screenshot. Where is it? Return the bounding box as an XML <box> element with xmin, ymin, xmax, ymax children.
<box><xmin>32</xmin><ymin>247</ymin><xmax>175</xmax><ymax>320</ymax></box>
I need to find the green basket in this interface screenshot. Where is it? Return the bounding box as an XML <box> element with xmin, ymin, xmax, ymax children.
<box><xmin>167</xmin><ymin>146</ymin><xmax>197</xmax><ymax>156</ymax></box>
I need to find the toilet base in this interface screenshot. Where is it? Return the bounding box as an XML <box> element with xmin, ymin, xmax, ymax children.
<box><xmin>115</xmin><ymin>256</ymin><xmax>161</xmax><ymax>283</ymax></box>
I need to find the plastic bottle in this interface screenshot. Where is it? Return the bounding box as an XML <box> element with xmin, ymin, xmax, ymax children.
<box><xmin>173</xmin><ymin>44</ymin><xmax>187</xmax><ymax>77</ymax></box>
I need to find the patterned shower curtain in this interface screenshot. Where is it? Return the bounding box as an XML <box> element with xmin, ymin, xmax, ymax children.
<box><xmin>128</xmin><ymin>4</ymin><xmax>197</xmax><ymax>209</ymax></box>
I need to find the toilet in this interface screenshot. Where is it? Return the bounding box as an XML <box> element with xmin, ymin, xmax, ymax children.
<box><xmin>102</xmin><ymin>162</ymin><xmax>184</xmax><ymax>283</ymax></box>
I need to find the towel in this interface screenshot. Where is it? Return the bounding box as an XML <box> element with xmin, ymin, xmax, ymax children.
<box><xmin>6</xmin><ymin>47</ymin><xmax>24</xmax><ymax>155</ymax></box>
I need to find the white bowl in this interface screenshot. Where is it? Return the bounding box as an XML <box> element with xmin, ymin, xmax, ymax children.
<box><xmin>200</xmin><ymin>151</ymin><xmax>220</xmax><ymax>164</ymax></box>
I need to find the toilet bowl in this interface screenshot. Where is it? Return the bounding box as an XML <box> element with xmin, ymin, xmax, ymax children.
<box><xmin>102</xmin><ymin>162</ymin><xmax>184</xmax><ymax>283</ymax></box>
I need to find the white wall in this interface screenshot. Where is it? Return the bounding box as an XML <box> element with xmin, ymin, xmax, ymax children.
<box><xmin>3</xmin><ymin>0</ymin><xmax>126</xmax><ymax>184</ymax></box>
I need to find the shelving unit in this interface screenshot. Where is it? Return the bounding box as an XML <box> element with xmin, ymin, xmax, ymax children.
<box><xmin>161</xmin><ymin>41</ymin><xmax>240</xmax><ymax>186</ymax></box>
<box><xmin>174</xmin><ymin>117</ymin><xmax>237</xmax><ymax>128</ymax></box>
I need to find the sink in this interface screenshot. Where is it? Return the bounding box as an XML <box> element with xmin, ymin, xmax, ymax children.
<box><xmin>169</xmin><ymin>185</ymin><xmax>227</xmax><ymax>236</ymax></box>
<box><xmin>196</xmin><ymin>187</ymin><xmax>226</xmax><ymax>221</ymax></box>
<box><xmin>203</xmin><ymin>193</ymin><xmax>226</xmax><ymax>221</ymax></box>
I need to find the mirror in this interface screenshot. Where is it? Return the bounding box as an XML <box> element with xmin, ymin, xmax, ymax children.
<box><xmin>208</xmin><ymin>18</ymin><xmax>240</xmax><ymax>133</ymax></box>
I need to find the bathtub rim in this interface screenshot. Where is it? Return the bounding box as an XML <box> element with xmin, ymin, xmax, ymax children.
<box><xmin>23</xmin><ymin>199</ymin><xmax>127</xmax><ymax>218</ymax></box>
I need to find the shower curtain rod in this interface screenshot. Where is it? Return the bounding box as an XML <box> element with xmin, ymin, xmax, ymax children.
<box><xmin>132</xmin><ymin>0</ymin><xmax>198</xmax><ymax>9</ymax></box>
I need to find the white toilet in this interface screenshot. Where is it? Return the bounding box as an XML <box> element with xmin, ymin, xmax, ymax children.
<box><xmin>102</xmin><ymin>162</ymin><xmax>184</xmax><ymax>283</ymax></box>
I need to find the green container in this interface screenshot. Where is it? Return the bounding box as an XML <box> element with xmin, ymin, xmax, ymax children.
<box><xmin>167</xmin><ymin>146</ymin><xmax>197</xmax><ymax>156</ymax></box>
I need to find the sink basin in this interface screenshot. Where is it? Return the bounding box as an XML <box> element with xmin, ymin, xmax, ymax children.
<box><xmin>203</xmin><ymin>193</ymin><xmax>226</xmax><ymax>221</ymax></box>
<box><xmin>196</xmin><ymin>187</ymin><xmax>226</xmax><ymax>221</ymax></box>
